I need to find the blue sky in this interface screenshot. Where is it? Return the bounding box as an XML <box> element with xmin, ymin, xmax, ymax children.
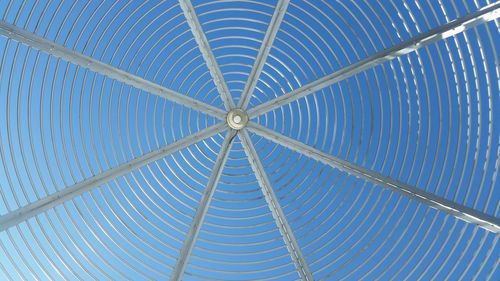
<box><xmin>0</xmin><ymin>0</ymin><xmax>499</xmax><ymax>280</ymax></box>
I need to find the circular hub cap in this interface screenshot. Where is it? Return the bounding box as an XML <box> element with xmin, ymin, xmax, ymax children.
<box><xmin>226</xmin><ymin>108</ymin><xmax>249</xmax><ymax>130</ymax></box>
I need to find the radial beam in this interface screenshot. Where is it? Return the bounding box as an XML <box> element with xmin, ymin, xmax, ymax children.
<box><xmin>248</xmin><ymin>123</ymin><xmax>500</xmax><ymax>233</ymax></box>
<box><xmin>179</xmin><ymin>0</ymin><xmax>235</xmax><ymax>110</ymax></box>
<box><xmin>0</xmin><ymin>124</ymin><xmax>227</xmax><ymax>232</ymax></box>
<box><xmin>0</xmin><ymin>20</ymin><xmax>226</xmax><ymax>120</ymax></box>
<box><xmin>238</xmin><ymin>0</ymin><xmax>290</xmax><ymax>109</ymax></box>
<box><xmin>240</xmin><ymin>129</ymin><xmax>313</xmax><ymax>281</ymax></box>
<box><xmin>248</xmin><ymin>2</ymin><xmax>500</xmax><ymax>118</ymax></box>
<box><xmin>170</xmin><ymin>129</ymin><xmax>236</xmax><ymax>281</ymax></box>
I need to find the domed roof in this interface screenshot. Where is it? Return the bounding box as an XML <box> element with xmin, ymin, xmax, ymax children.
<box><xmin>0</xmin><ymin>1</ymin><xmax>499</xmax><ymax>280</ymax></box>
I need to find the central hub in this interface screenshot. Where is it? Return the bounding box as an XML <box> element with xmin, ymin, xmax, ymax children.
<box><xmin>226</xmin><ymin>108</ymin><xmax>249</xmax><ymax>130</ymax></box>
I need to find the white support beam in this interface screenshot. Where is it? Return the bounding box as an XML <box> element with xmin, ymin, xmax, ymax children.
<box><xmin>179</xmin><ymin>0</ymin><xmax>235</xmax><ymax>110</ymax></box>
<box><xmin>238</xmin><ymin>0</ymin><xmax>290</xmax><ymax>109</ymax></box>
<box><xmin>0</xmin><ymin>124</ymin><xmax>227</xmax><ymax>232</ymax></box>
<box><xmin>247</xmin><ymin>123</ymin><xmax>500</xmax><ymax>233</ymax></box>
<box><xmin>0</xmin><ymin>20</ymin><xmax>226</xmax><ymax>120</ymax></box>
<box><xmin>240</xmin><ymin>129</ymin><xmax>313</xmax><ymax>281</ymax></box>
<box><xmin>170</xmin><ymin>129</ymin><xmax>236</xmax><ymax>281</ymax></box>
<box><xmin>248</xmin><ymin>2</ymin><xmax>500</xmax><ymax>118</ymax></box>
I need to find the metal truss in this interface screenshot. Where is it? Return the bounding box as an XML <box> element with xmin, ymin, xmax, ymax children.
<box><xmin>0</xmin><ymin>123</ymin><xmax>226</xmax><ymax>232</ymax></box>
<box><xmin>237</xmin><ymin>0</ymin><xmax>290</xmax><ymax>109</ymax></box>
<box><xmin>0</xmin><ymin>20</ymin><xmax>226</xmax><ymax>120</ymax></box>
<box><xmin>247</xmin><ymin>1</ymin><xmax>500</xmax><ymax>119</ymax></box>
<box><xmin>240</xmin><ymin>129</ymin><xmax>313</xmax><ymax>281</ymax></box>
<box><xmin>170</xmin><ymin>129</ymin><xmax>237</xmax><ymax>281</ymax></box>
<box><xmin>179</xmin><ymin>0</ymin><xmax>235</xmax><ymax>110</ymax></box>
<box><xmin>0</xmin><ymin>1</ymin><xmax>499</xmax><ymax>280</ymax></box>
<box><xmin>247</xmin><ymin>123</ymin><xmax>500</xmax><ymax>234</ymax></box>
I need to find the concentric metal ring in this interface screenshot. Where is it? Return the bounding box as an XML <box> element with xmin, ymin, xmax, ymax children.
<box><xmin>0</xmin><ymin>1</ymin><xmax>498</xmax><ymax>280</ymax></box>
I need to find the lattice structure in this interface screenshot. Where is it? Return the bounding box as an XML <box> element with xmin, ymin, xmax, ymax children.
<box><xmin>0</xmin><ymin>1</ymin><xmax>499</xmax><ymax>280</ymax></box>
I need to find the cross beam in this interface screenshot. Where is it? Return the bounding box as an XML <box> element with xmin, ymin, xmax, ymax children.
<box><xmin>0</xmin><ymin>124</ymin><xmax>227</xmax><ymax>232</ymax></box>
<box><xmin>179</xmin><ymin>0</ymin><xmax>235</xmax><ymax>110</ymax></box>
<box><xmin>0</xmin><ymin>20</ymin><xmax>226</xmax><ymax>120</ymax></box>
<box><xmin>247</xmin><ymin>123</ymin><xmax>500</xmax><ymax>233</ymax></box>
<box><xmin>170</xmin><ymin>129</ymin><xmax>236</xmax><ymax>281</ymax></box>
<box><xmin>240</xmin><ymin>129</ymin><xmax>313</xmax><ymax>280</ymax></box>
<box><xmin>238</xmin><ymin>0</ymin><xmax>290</xmax><ymax>109</ymax></box>
<box><xmin>248</xmin><ymin>2</ymin><xmax>500</xmax><ymax>118</ymax></box>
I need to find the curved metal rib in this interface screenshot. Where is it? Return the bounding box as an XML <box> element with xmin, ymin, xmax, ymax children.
<box><xmin>240</xmin><ymin>129</ymin><xmax>313</xmax><ymax>281</ymax></box>
<box><xmin>247</xmin><ymin>2</ymin><xmax>500</xmax><ymax>118</ymax></box>
<box><xmin>247</xmin><ymin>123</ymin><xmax>500</xmax><ymax>233</ymax></box>
<box><xmin>0</xmin><ymin>123</ymin><xmax>227</xmax><ymax>232</ymax></box>
<box><xmin>179</xmin><ymin>0</ymin><xmax>235</xmax><ymax>110</ymax></box>
<box><xmin>238</xmin><ymin>0</ymin><xmax>290</xmax><ymax>109</ymax></box>
<box><xmin>0</xmin><ymin>20</ymin><xmax>226</xmax><ymax>120</ymax></box>
<box><xmin>170</xmin><ymin>129</ymin><xmax>236</xmax><ymax>281</ymax></box>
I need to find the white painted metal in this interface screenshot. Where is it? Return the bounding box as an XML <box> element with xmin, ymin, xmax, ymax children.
<box><xmin>179</xmin><ymin>0</ymin><xmax>235</xmax><ymax>110</ymax></box>
<box><xmin>0</xmin><ymin>123</ymin><xmax>227</xmax><ymax>232</ymax></box>
<box><xmin>247</xmin><ymin>2</ymin><xmax>500</xmax><ymax>118</ymax></box>
<box><xmin>240</xmin><ymin>129</ymin><xmax>313</xmax><ymax>281</ymax></box>
<box><xmin>0</xmin><ymin>1</ymin><xmax>498</xmax><ymax>279</ymax></box>
<box><xmin>238</xmin><ymin>0</ymin><xmax>290</xmax><ymax>109</ymax></box>
<box><xmin>247</xmin><ymin>122</ymin><xmax>500</xmax><ymax>233</ymax></box>
<box><xmin>0</xmin><ymin>20</ymin><xmax>227</xmax><ymax>120</ymax></box>
<box><xmin>170</xmin><ymin>129</ymin><xmax>236</xmax><ymax>281</ymax></box>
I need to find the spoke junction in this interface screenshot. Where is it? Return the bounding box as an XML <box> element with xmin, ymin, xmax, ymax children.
<box><xmin>0</xmin><ymin>124</ymin><xmax>227</xmax><ymax>232</ymax></box>
<box><xmin>179</xmin><ymin>0</ymin><xmax>235</xmax><ymax>110</ymax></box>
<box><xmin>240</xmin><ymin>129</ymin><xmax>313</xmax><ymax>281</ymax></box>
<box><xmin>247</xmin><ymin>122</ymin><xmax>500</xmax><ymax>233</ymax></box>
<box><xmin>226</xmin><ymin>108</ymin><xmax>249</xmax><ymax>130</ymax></box>
<box><xmin>247</xmin><ymin>2</ymin><xmax>500</xmax><ymax>118</ymax></box>
<box><xmin>237</xmin><ymin>0</ymin><xmax>290</xmax><ymax>109</ymax></box>
<box><xmin>0</xmin><ymin>20</ymin><xmax>226</xmax><ymax>120</ymax></box>
<box><xmin>170</xmin><ymin>129</ymin><xmax>237</xmax><ymax>281</ymax></box>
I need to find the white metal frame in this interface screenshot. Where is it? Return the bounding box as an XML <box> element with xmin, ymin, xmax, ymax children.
<box><xmin>0</xmin><ymin>20</ymin><xmax>227</xmax><ymax>120</ymax></box>
<box><xmin>237</xmin><ymin>0</ymin><xmax>290</xmax><ymax>109</ymax></box>
<box><xmin>0</xmin><ymin>1</ymin><xmax>499</xmax><ymax>279</ymax></box>
<box><xmin>240</xmin><ymin>129</ymin><xmax>313</xmax><ymax>280</ymax></box>
<box><xmin>247</xmin><ymin>123</ymin><xmax>500</xmax><ymax>233</ymax></box>
<box><xmin>179</xmin><ymin>0</ymin><xmax>235</xmax><ymax>110</ymax></box>
<box><xmin>0</xmin><ymin>124</ymin><xmax>226</xmax><ymax>232</ymax></box>
<box><xmin>247</xmin><ymin>2</ymin><xmax>500</xmax><ymax>118</ymax></box>
<box><xmin>170</xmin><ymin>129</ymin><xmax>237</xmax><ymax>281</ymax></box>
